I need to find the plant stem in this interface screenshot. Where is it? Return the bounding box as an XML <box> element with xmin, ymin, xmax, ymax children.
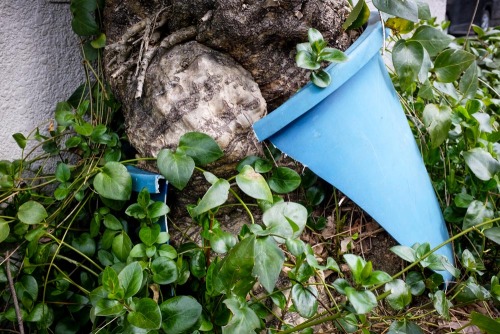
<box><xmin>5</xmin><ymin>251</ymin><xmax>25</xmax><ymax>334</ymax></box>
<box><xmin>229</xmin><ymin>188</ymin><xmax>255</xmax><ymax>224</ymax></box>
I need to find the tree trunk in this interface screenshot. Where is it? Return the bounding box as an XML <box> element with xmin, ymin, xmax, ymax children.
<box><xmin>103</xmin><ymin>0</ymin><xmax>356</xmax><ymax>240</ymax></box>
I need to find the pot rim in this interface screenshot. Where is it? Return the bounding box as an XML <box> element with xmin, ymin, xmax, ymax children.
<box><xmin>253</xmin><ymin>12</ymin><xmax>385</xmax><ymax>141</ymax></box>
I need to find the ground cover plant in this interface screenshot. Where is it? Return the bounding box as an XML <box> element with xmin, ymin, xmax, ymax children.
<box><xmin>0</xmin><ymin>0</ymin><xmax>500</xmax><ymax>333</ymax></box>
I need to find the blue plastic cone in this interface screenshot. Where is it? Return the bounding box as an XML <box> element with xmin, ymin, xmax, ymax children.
<box><xmin>253</xmin><ymin>14</ymin><xmax>454</xmax><ymax>282</ymax></box>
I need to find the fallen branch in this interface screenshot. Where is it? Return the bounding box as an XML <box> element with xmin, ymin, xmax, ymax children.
<box><xmin>5</xmin><ymin>251</ymin><xmax>24</xmax><ymax>334</ymax></box>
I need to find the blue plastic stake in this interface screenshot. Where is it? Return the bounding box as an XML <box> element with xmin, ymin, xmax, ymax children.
<box><xmin>253</xmin><ymin>13</ymin><xmax>454</xmax><ymax>283</ymax></box>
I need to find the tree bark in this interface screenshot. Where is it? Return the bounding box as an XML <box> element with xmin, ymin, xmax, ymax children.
<box><xmin>103</xmin><ymin>0</ymin><xmax>356</xmax><ymax>239</ymax></box>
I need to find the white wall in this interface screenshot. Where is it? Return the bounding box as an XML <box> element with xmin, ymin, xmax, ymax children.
<box><xmin>0</xmin><ymin>0</ymin><xmax>83</xmax><ymax>161</ymax></box>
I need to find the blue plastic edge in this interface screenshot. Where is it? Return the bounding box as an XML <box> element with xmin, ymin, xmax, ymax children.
<box><xmin>253</xmin><ymin>13</ymin><xmax>385</xmax><ymax>141</ymax></box>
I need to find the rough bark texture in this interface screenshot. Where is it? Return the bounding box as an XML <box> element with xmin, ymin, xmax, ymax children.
<box><xmin>103</xmin><ymin>0</ymin><xmax>356</xmax><ymax>239</ymax></box>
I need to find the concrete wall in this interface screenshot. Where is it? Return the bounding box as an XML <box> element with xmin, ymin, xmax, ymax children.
<box><xmin>0</xmin><ymin>0</ymin><xmax>83</xmax><ymax>161</ymax></box>
<box><xmin>0</xmin><ymin>1</ymin><xmax>447</xmax><ymax>161</ymax></box>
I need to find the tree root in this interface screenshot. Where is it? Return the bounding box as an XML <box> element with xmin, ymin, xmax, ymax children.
<box><xmin>135</xmin><ymin>25</ymin><xmax>197</xmax><ymax>99</ymax></box>
<box><xmin>106</xmin><ymin>7</ymin><xmax>200</xmax><ymax>99</ymax></box>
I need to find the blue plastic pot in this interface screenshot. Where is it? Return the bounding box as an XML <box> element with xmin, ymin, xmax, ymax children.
<box><xmin>126</xmin><ymin>165</ymin><xmax>168</xmax><ymax>233</ymax></box>
<box><xmin>253</xmin><ymin>14</ymin><xmax>454</xmax><ymax>282</ymax></box>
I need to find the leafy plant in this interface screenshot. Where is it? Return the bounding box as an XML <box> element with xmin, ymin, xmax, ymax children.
<box><xmin>295</xmin><ymin>28</ymin><xmax>348</xmax><ymax>87</ymax></box>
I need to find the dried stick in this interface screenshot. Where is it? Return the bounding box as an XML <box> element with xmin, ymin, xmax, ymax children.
<box><xmin>5</xmin><ymin>251</ymin><xmax>24</xmax><ymax>334</ymax></box>
<box><xmin>135</xmin><ymin>26</ymin><xmax>197</xmax><ymax>99</ymax></box>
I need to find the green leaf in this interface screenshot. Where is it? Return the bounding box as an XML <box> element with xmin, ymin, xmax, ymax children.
<box><xmin>93</xmin><ymin>162</ymin><xmax>132</xmax><ymax>201</ymax></box>
<box><xmin>390</xmin><ymin>245</ymin><xmax>416</xmax><ymax>263</ymax></box>
<box><xmin>285</xmin><ymin>238</ymin><xmax>306</xmax><ymax>257</ymax></box>
<box><xmin>392</xmin><ymin>39</ymin><xmax>424</xmax><ymax>92</ymax></box>
<box><xmin>190</xmin><ymin>178</ymin><xmax>230</xmax><ymax>217</ymax></box>
<box><xmin>462</xmin><ymin>200</ymin><xmax>494</xmax><ymax>230</ymax></box>
<box><xmin>71</xmin><ymin>1</ymin><xmax>99</xmax><ymax>36</ymax></box>
<box><xmin>18</xmin><ymin>201</ymin><xmax>48</xmax><ymax>225</ymax></box>
<box><xmin>373</xmin><ymin>0</ymin><xmax>419</xmax><ymax>22</ymax></box>
<box><xmin>15</xmin><ymin>275</ymin><xmax>38</xmax><ymax>308</ymax></box>
<box><xmin>177</xmin><ymin>132</ymin><xmax>223</xmax><ymax>166</ymax></box>
<box><xmin>311</xmin><ymin>70</ymin><xmax>332</xmax><ymax>88</ymax></box>
<box><xmin>71</xmin><ymin>232</ymin><xmax>96</xmax><ymax>257</ymax></box>
<box><xmin>343</xmin><ymin>0</ymin><xmax>370</xmax><ymax>30</ymax></box>
<box><xmin>139</xmin><ymin>224</ymin><xmax>161</xmax><ymax>246</ymax></box>
<box><xmin>319</xmin><ymin>48</ymin><xmax>348</xmax><ymax>63</ymax></box>
<box><xmin>112</xmin><ymin>232</ymin><xmax>133</xmax><ymax>262</ymax></box>
<box><xmin>26</xmin><ymin>303</ymin><xmax>53</xmax><ymax>325</ymax></box>
<box><xmin>416</xmin><ymin>0</ymin><xmax>431</xmax><ymax>20</ymax></box>
<box><xmin>463</xmin><ymin>148</ymin><xmax>500</xmax><ymax>181</ymax></box>
<box><xmin>485</xmin><ymin>227</ymin><xmax>500</xmax><ymax>245</ymax></box>
<box><xmin>409</xmin><ymin>26</ymin><xmax>453</xmax><ymax>56</ymax></box>
<box><xmin>74</xmin><ymin>122</ymin><xmax>94</xmax><ymax>136</ymax></box>
<box><xmin>95</xmin><ymin>299</ymin><xmax>123</xmax><ymax>316</ymax></box>
<box><xmin>222</xmin><ymin>296</ymin><xmax>260</xmax><ymax>334</ymax></box>
<box><xmin>152</xmin><ymin>256</ymin><xmax>178</xmax><ymax>284</ymax></box>
<box><xmin>118</xmin><ymin>262</ymin><xmax>143</xmax><ymax>298</ymax></box>
<box><xmin>55</xmin><ymin>163</ymin><xmax>71</xmax><ymax>183</ymax></box>
<box><xmin>236</xmin><ymin>165</ymin><xmax>273</xmax><ymax>202</ymax></box>
<box><xmin>55</xmin><ymin>101</ymin><xmax>74</xmax><ymax>126</ymax></box>
<box><xmin>253</xmin><ymin>236</ymin><xmax>285</xmax><ymax>293</ymax></box>
<box><xmin>160</xmin><ymin>296</ymin><xmax>202</xmax><ymax>334</ymax></box>
<box><xmin>291</xmin><ymin>284</ymin><xmax>318</xmax><ymax>318</ymax></box>
<box><xmin>385</xmin><ymin>279</ymin><xmax>412</xmax><ymax>310</ymax></box>
<box><xmin>13</xmin><ymin>133</ymin><xmax>27</xmax><ymax>149</ymax></box>
<box><xmin>269</xmin><ymin>167</ymin><xmax>301</xmax><ymax>194</ymax></box>
<box><xmin>388</xmin><ymin>319</ymin><xmax>423</xmax><ymax>334</ymax></box>
<box><xmin>190</xmin><ymin>249</ymin><xmax>206</xmax><ymax>279</ymax></box>
<box><xmin>406</xmin><ymin>271</ymin><xmax>425</xmax><ymax>296</ymax></box>
<box><xmin>470</xmin><ymin>311</ymin><xmax>500</xmax><ymax>333</ymax></box>
<box><xmin>262</xmin><ymin>202</ymin><xmax>307</xmax><ymax>242</ymax></box>
<box><xmin>0</xmin><ymin>219</ymin><xmax>10</xmax><ymax>243</ymax></box>
<box><xmin>128</xmin><ymin>298</ymin><xmax>161</xmax><ymax>330</ymax></box>
<box><xmin>90</xmin><ymin>33</ymin><xmax>106</xmax><ymax>48</ymax></box>
<box><xmin>296</xmin><ymin>50</ymin><xmax>320</xmax><ymax>70</ymax></box>
<box><xmin>157</xmin><ymin>149</ymin><xmax>195</xmax><ymax>190</ymax></box>
<box><xmin>148</xmin><ymin>201</ymin><xmax>170</xmax><ymax>219</ymax></box>
<box><xmin>432</xmin><ymin>290</ymin><xmax>451</xmax><ymax>320</ymax></box>
<box><xmin>214</xmin><ymin>235</ymin><xmax>256</xmax><ymax>296</ymax></box>
<box><xmin>209</xmin><ymin>228</ymin><xmax>238</xmax><ymax>254</ymax></box>
<box><xmin>386</xmin><ymin>17</ymin><xmax>415</xmax><ymax>34</ymax></box>
<box><xmin>459</xmin><ymin>63</ymin><xmax>478</xmax><ymax>99</ymax></box>
<box><xmin>308</xmin><ymin>28</ymin><xmax>324</xmax><ymax>49</ymax></box>
<box><xmin>434</xmin><ymin>49</ymin><xmax>476</xmax><ymax>83</ymax></box>
<box><xmin>423</xmin><ymin>104</ymin><xmax>452</xmax><ymax>148</ymax></box>
<box><xmin>345</xmin><ymin>287</ymin><xmax>378</xmax><ymax>314</ymax></box>
<box><xmin>102</xmin><ymin>214</ymin><xmax>122</xmax><ymax>231</ymax></box>
<box><xmin>343</xmin><ymin>254</ymin><xmax>366</xmax><ymax>284</ymax></box>
<box><xmin>102</xmin><ymin>266</ymin><xmax>123</xmax><ymax>297</ymax></box>
<box><xmin>158</xmin><ymin>244</ymin><xmax>177</xmax><ymax>259</ymax></box>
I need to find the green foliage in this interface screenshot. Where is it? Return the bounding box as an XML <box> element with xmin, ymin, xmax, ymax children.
<box><xmin>2</xmin><ymin>1</ymin><xmax>500</xmax><ymax>333</ymax></box>
<box><xmin>295</xmin><ymin>28</ymin><xmax>347</xmax><ymax>87</ymax></box>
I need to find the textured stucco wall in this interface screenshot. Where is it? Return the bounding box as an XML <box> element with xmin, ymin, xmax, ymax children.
<box><xmin>0</xmin><ymin>0</ymin><xmax>83</xmax><ymax>161</ymax></box>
